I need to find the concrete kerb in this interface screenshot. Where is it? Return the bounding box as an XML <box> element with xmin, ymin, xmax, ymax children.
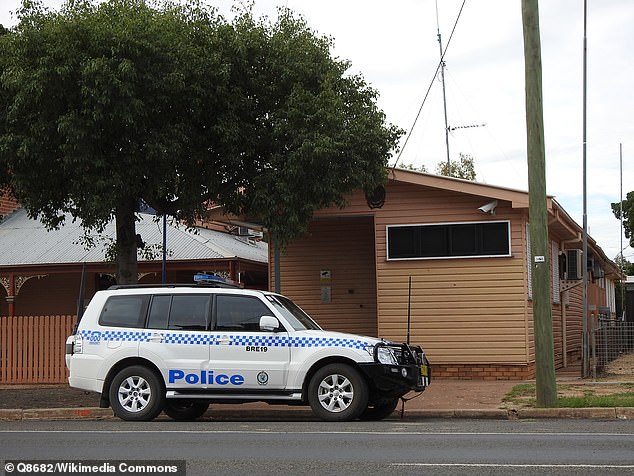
<box><xmin>403</xmin><ymin>408</ymin><xmax>633</xmax><ymax>420</ymax></box>
<box><xmin>616</xmin><ymin>408</ymin><xmax>634</xmax><ymax>419</ymax></box>
<box><xmin>515</xmin><ymin>407</ymin><xmax>619</xmax><ymax>419</ymax></box>
<box><xmin>0</xmin><ymin>408</ymin><xmax>115</xmax><ymax>421</ymax></box>
<box><xmin>1</xmin><ymin>407</ymin><xmax>632</xmax><ymax>421</ymax></box>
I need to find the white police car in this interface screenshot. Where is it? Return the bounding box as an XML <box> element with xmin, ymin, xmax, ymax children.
<box><xmin>65</xmin><ymin>284</ymin><xmax>430</xmax><ymax>422</ymax></box>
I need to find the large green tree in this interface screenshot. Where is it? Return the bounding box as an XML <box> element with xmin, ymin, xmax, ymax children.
<box><xmin>0</xmin><ymin>0</ymin><xmax>401</xmax><ymax>283</ymax></box>
<box><xmin>216</xmin><ymin>8</ymin><xmax>401</xmax><ymax>241</ymax></box>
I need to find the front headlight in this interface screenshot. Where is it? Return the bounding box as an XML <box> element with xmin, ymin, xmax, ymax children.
<box><xmin>376</xmin><ymin>346</ymin><xmax>398</xmax><ymax>365</ymax></box>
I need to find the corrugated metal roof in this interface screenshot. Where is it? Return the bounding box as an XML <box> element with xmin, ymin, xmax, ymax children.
<box><xmin>0</xmin><ymin>208</ymin><xmax>268</xmax><ymax>266</ymax></box>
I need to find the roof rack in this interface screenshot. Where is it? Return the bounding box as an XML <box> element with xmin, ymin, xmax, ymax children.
<box><xmin>108</xmin><ymin>282</ymin><xmax>241</xmax><ymax>290</ymax></box>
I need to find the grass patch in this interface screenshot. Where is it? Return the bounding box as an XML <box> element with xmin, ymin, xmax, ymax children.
<box><xmin>557</xmin><ymin>393</ymin><xmax>634</xmax><ymax>408</ymax></box>
<box><xmin>502</xmin><ymin>383</ymin><xmax>535</xmax><ymax>402</ymax></box>
<box><xmin>502</xmin><ymin>383</ymin><xmax>634</xmax><ymax>408</ymax></box>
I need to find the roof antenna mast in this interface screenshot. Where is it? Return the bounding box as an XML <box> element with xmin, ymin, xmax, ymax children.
<box><xmin>436</xmin><ymin>0</ymin><xmax>451</xmax><ymax>176</ymax></box>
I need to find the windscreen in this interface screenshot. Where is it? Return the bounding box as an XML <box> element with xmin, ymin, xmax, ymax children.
<box><xmin>265</xmin><ymin>294</ymin><xmax>321</xmax><ymax>331</ymax></box>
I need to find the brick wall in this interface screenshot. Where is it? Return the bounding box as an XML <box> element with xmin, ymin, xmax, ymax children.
<box><xmin>431</xmin><ymin>363</ymin><xmax>535</xmax><ymax>380</ymax></box>
<box><xmin>0</xmin><ymin>192</ymin><xmax>19</xmax><ymax>216</ymax></box>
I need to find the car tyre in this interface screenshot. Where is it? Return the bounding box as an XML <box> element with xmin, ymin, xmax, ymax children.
<box><xmin>308</xmin><ymin>363</ymin><xmax>368</xmax><ymax>422</ymax></box>
<box><xmin>359</xmin><ymin>398</ymin><xmax>400</xmax><ymax>421</ymax></box>
<box><xmin>164</xmin><ymin>400</ymin><xmax>210</xmax><ymax>421</ymax></box>
<box><xmin>109</xmin><ymin>365</ymin><xmax>164</xmax><ymax>421</ymax></box>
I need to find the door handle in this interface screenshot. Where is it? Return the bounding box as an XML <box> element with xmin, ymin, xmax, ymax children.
<box><xmin>149</xmin><ymin>333</ymin><xmax>164</xmax><ymax>343</ymax></box>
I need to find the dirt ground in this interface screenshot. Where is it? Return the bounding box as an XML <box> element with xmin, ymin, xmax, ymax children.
<box><xmin>500</xmin><ymin>352</ymin><xmax>634</xmax><ymax>409</ymax></box>
<box><xmin>603</xmin><ymin>352</ymin><xmax>634</xmax><ymax>379</ymax></box>
<box><xmin>555</xmin><ymin>352</ymin><xmax>634</xmax><ymax>398</ymax></box>
<box><xmin>0</xmin><ymin>384</ymin><xmax>101</xmax><ymax>409</ymax></box>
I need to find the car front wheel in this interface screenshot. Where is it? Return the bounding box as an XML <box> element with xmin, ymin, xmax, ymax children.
<box><xmin>308</xmin><ymin>363</ymin><xmax>368</xmax><ymax>422</ymax></box>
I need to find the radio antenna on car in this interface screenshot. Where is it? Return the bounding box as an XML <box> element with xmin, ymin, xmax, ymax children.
<box><xmin>407</xmin><ymin>276</ymin><xmax>412</xmax><ymax>345</ymax></box>
<box><xmin>73</xmin><ymin>263</ymin><xmax>87</xmax><ymax>333</ymax></box>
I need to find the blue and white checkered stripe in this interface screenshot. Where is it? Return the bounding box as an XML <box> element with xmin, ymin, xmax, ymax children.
<box><xmin>163</xmin><ymin>333</ymin><xmax>211</xmax><ymax>345</ymax></box>
<box><xmin>79</xmin><ymin>330</ymin><xmax>370</xmax><ymax>349</ymax></box>
<box><xmin>79</xmin><ymin>329</ymin><xmax>150</xmax><ymax>343</ymax></box>
<box><xmin>228</xmin><ymin>335</ymin><xmax>369</xmax><ymax>349</ymax></box>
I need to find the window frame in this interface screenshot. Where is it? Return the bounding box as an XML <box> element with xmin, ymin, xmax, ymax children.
<box><xmin>211</xmin><ymin>293</ymin><xmax>278</xmax><ymax>332</ymax></box>
<box><xmin>145</xmin><ymin>294</ymin><xmax>212</xmax><ymax>331</ymax></box>
<box><xmin>386</xmin><ymin>220</ymin><xmax>512</xmax><ymax>261</ymax></box>
<box><xmin>166</xmin><ymin>294</ymin><xmax>211</xmax><ymax>331</ymax></box>
<box><xmin>98</xmin><ymin>295</ymin><xmax>150</xmax><ymax>329</ymax></box>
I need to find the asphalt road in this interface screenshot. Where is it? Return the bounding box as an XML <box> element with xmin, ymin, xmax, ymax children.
<box><xmin>1</xmin><ymin>419</ymin><xmax>634</xmax><ymax>475</ymax></box>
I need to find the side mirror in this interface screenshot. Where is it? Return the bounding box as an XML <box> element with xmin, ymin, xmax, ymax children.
<box><xmin>259</xmin><ymin>315</ymin><xmax>280</xmax><ymax>332</ymax></box>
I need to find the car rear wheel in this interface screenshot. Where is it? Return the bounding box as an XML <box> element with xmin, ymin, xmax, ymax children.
<box><xmin>109</xmin><ymin>365</ymin><xmax>164</xmax><ymax>421</ymax></box>
<box><xmin>359</xmin><ymin>398</ymin><xmax>400</xmax><ymax>421</ymax></box>
<box><xmin>164</xmin><ymin>400</ymin><xmax>210</xmax><ymax>421</ymax></box>
<box><xmin>308</xmin><ymin>363</ymin><xmax>368</xmax><ymax>422</ymax></box>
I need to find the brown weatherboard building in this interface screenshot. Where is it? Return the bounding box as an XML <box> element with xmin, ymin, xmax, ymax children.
<box><xmin>212</xmin><ymin>168</ymin><xmax>620</xmax><ymax>380</ymax></box>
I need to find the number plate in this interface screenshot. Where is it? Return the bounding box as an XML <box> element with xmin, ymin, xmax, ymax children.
<box><xmin>419</xmin><ymin>364</ymin><xmax>428</xmax><ymax>377</ymax></box>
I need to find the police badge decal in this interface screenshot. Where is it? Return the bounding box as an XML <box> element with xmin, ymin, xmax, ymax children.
<box><xmin>257</xmin><ymin>371</ymin><xmax>269</xmax><ymax>385</ymax></box>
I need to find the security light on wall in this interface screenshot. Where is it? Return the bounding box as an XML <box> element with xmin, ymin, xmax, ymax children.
<box><xmin>478</xmin><ymin>200</ymin><xmax>498</xmax><ymax>215</ymax></box>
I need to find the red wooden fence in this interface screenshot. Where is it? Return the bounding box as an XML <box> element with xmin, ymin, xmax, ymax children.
<box><xmin>0</xmin><ymin>315</ymin><xmax>76</xmax><ymax>384</ymax></box>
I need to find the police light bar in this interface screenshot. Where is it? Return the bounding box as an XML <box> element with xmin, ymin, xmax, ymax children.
<box><xmin>194</xmin><ymin>273</ymin><xmax>224</xmax><ymax>283</ymax></box>
<box><xmin>193</xmin><ymin>273</ymin><xmax>243</xmax><ymax>288</ymax></box>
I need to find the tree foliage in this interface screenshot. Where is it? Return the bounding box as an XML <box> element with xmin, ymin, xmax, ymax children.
<box><xmin>397</xmin><ymin>163</ymin><xmax>428</xmax><ymax>172</ymax></box>
<box><xmin>396</xmin><ymin>153</ymin><xmax>477</xmax><ymax>181</ymax></box>
<box><xmin>218</xmin><ymin>8</ymin><xmax>401</xmax><ymax>239</ymax></box>
<box><xmin>0</xmin><ymin>0</ymin><xmax>401</xmax><ymax>283</ymax></box>
<box><xmin>435</xmin><ymin>153</ymin><xmax>476</xmax><ymax>180</ymax></box>
<box><xmin>612</xmin><ymin>191</ymin><xmax>634</xmax><ymax>249</ymax></box>
<box><xmin>614</xmin><ymin>254</ymin><xmax>634</xmax><ymax>276</ymax></box>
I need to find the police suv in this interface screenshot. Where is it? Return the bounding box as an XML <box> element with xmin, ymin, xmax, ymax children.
<box><xmin>65</xmin><ymin>284</ymin><xmax>430</xmax><ymax>422</ymax></box>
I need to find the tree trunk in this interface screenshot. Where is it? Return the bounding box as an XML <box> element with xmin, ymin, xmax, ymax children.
<box><xmin>115</xmin><ymin>198</ymin><xmax>139</xmax><ymax>285</ymax></box>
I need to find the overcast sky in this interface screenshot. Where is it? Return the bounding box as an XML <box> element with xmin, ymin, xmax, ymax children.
<box><xmin>2</xmin><ymin>0</ymin><xmax>633</xmax><ymax>261</ymax></box>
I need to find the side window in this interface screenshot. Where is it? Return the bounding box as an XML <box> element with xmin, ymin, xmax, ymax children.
<box><xmin>168</xmin><ymin>295</ymin><xmax>210</xmax><ymax>330</ymax></box>
<box><xmin>147</xmin><ymin>295</ymin><xmax>171</xmax><ymax>330</ymax></box>
<box><xmin>215</xmin><ymin>295</ymin><xmax>273</xmax><ymax>331</ymax></box>
<box><xmin>99</xmin><ymin>295</ymin><xmax>149</xmax><ymax>328</ymax></box>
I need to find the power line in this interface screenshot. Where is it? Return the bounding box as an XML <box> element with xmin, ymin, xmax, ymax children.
<box><xmin>392</xmin><ymin>0</ymin><xmax>467</xmax><ymax>171</ymax></box>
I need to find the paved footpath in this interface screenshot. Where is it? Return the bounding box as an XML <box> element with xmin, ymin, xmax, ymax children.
<box><xmin>1</xmin><ymin>379</ymin><xmax>633</xmax><ymax>421</ymax></box>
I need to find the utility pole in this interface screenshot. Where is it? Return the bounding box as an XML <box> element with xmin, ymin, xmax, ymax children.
<box><xmin>620</xmin><ymin>143</ymin><xmax>625</xmax><ymax>320</ymax></box>
<box><xmin>521</xmin><ymin>0</ymin><xmax>557</xmax><ymax>407</ymax></box>
<box><xmin>581</xmin><ymin>0</ymin><xmax>589</xmax><ymax>378</ymax></box>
